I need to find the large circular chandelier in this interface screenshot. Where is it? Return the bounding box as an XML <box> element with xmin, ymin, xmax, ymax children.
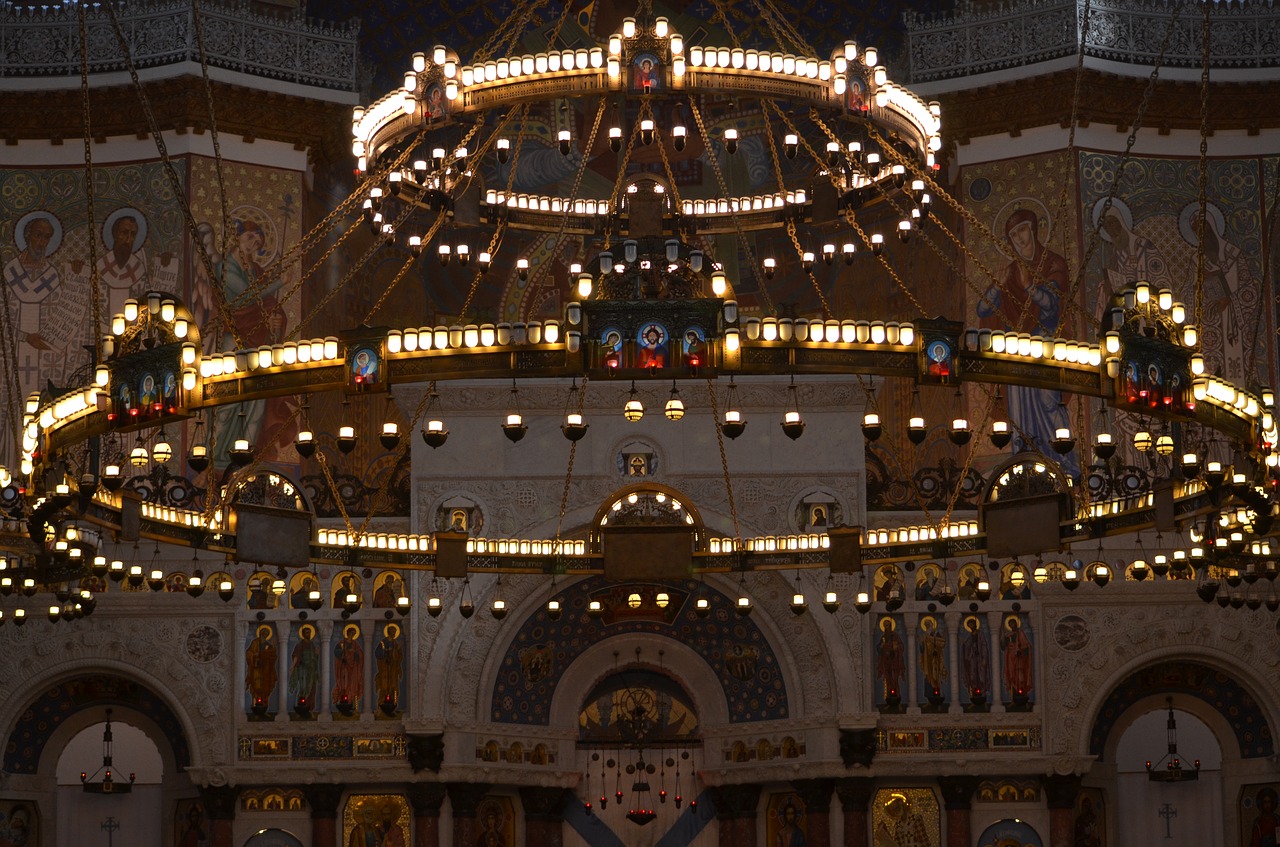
<box><xmin>2</xmin><ymin>2</ymin><xmax>1277</xmax><ymax>621</ymax></box>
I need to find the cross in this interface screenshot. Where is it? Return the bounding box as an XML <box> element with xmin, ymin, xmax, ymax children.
<box><xmin>19</xmin><ymin>354</ymin><xmax>40</xmax><ymax>385</ymax></box>
<box><xmin>101</xmin><ymin>816</ymin><xmax>121</xmax><ymax>847</ymax></box>
<box><xmin>1158</xmin><ymin>803</ymin><xmax>1177</xmax><ymax>838</ymax></box>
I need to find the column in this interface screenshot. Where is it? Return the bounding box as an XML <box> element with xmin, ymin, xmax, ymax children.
<box><xmin>836</xmin><ymin>777</ymin><xmax>874</xmax><ymax>847</ymax></box>
<box><xmin>1041</xmin><ymin>774</ymin><xmax>1082</xmax><ymax>847</ymax></box>
<box><xmin>448</xmin><ymin>782</ymin><xmax>493</xmax><ymax>847</ymax></box>
<box><xmin>946</xmin><ymin>612</ymin><xmax>962</xmax><ymax>713</ymax></box>
<box><xmin>200</xmin><ymin>785</ymin><xmax>238</xmax><ymax>847</ymax></box>
<box><xmin>319</xmin><ymin>620</ymin><xmax>333</xmax><ymax>719</ymax></box>
<box><xmin>276</xmin><ymin>621</ymin><xmax>290</xmax><ymax>721</ymax></box>
<box><xmin>521</xmin><ymin>786</ymin><xmax>569</xmax><ymax>847</ymax></box>
<box><xmin>303</xmin><ymin>784</ymin><xmax>345</xmax><ymax>847</ymax></box>
<box><xmin>904</xmin><ymin>612</ymin><xmax>919</xmax><ymax>712</ymax></box>
<box><xmin>987</xmin><ymin>610</ymin><xmax>1003</xmax><ymax>713</ymax></box>
<box><xmin>710</xmin><ymin>783</ymin><xmax>760</xmax><ymax>847</ymax></box>
<box><xmin>938</xmin><ymin>776</ymin><xmax>978</xmax><ymax>847</ymax></box>
<box><xmin>791</xmin><ymin>779</ymin><xmax>834</xmax><ymax>847</ymax></box>
<box><xmin>363</xmin><ymin>619</ymin><xmax>376</xmax><ymax>718</ymax></box>
<box><xmin>408</xmin><ymin>783</ymin><xmax>447</xmax><ymax>847</ymax></box>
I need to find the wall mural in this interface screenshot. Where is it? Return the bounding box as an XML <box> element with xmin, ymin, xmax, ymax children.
<box><xmin>342</xmin><ymin>793</ymin><xmax>410</xmax><ymax>847</ymax></box>
<box><xmin>1074</xmin><ymin>787</ymin><xmax>1106</xmax><ymax>847</ymax></box>
<box><xmin>961</xmin><ymin>150</ymin><xmax>1081</xmax><ymax>480</ymax></box>
<box><xmin>1078</xmin><ymin>152</ymin><xmax>1272</xmax><ymax>388</ymax></box>
<box><xmin>1240</xmin><ymin>783</ymin><xmax>1279</xmax><ymax>847</ymax></box>
<box><xmin>872</xmin><ymin>788</ymin><xmax>940</xmax><ymax>847</ymax></box>
<box><xmin>767</xmin><ymin>791</ymin><xmax>809</xmax><ymax>847</ymax></box>
<box><xmin>1</xmin><ymin>161</ymin><xmax>185</xmax><ymax>467</ymax></box>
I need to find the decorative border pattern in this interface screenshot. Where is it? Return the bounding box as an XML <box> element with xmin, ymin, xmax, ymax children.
<box><xmin>0</xmin><ymin>0</ymin><xmax>358</xmax><ymax>91</ymax></box>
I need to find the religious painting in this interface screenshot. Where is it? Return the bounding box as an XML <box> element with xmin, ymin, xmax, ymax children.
<box><xmin>174</xmin><ymin>798</ymin><xmax>207</xmax><ymax>847</ymax></box>
<box><xmin>872</xmin><ymin>788</ymin><xmax>940</xmax><ymax>847</ymax></box>
<box><xmin>796</xmin><ymin>490</ymin><xmax>840</xmax><ymax>532</ymax></box>
<box><xmin>1000</xmin><ymin>613</ymin><xmax>1034</xmax><ymax>706</ymax></box>
<box><xmin>960</xmin><ymin>151</ymin><xmax>1080</xmax><ymax>480</ymax></box>
<box><xmin>960</xmin><ymin>614</ymin><xmax>991</xmax><ymax>709</ymax></box>
<box><xmin>343</xmin><ymin>794</ymin><xmax>410</xmax><ymax>847</ymax></box>
<box><xmin>188</xmin><ymin>158</ymin><xmax>304</xmax><ymax>468</ymax></box>
<box><xmin>874</xmin><ymin>564</ymin><xmax>905</xmax><ymax>602</ymax></box>
<box><xmin>874</xmin><ymin>615</ymin><xmax>906</xmax><ymax>710</ymax></box>
<box><xmin>437</xmin><ymin>495</ymin><xmax>483</xmax><ymax>534</ymax></box>
<box><xmin>998</xmin><ymin>562</ymin><xmax>1031</xmax><ymax>600</ymax></box>
<box><xmin>288</xmin><ymin>622</ymin><xmax>321</xmax><ymax>717</ymax></box>
<box><xmin>1</xmin><ymin>160</ymin><xmax>187</xmax><ymax>467</ymax></box>
<box><xmin>475</xmin><ymin>796</ymin><xmax>516</xmax><ymax>847</ymax></box>
<box><xmin>915</xmin><ymin>563</ymin><xmax>944</xmax><ymax>600</ymax></box>
<box><xmin>637</xmin><ymin>321</ymin><xmax>670</xmax><ymax>368</ymax></box>
<box><xmin>1075</xmin><ymin>787</ymin><xmax>1105</xmax><ymax>847</ymax></box>
<box><xmin>617</xmin><ymin>440</ymin><xmax>659</xmax><ymax>477</ymax></box>
<box><xmin>681</xmin><ymin>325</ymin><xmax>706</xmax><ymax>368</ymax></box>
<box><xmin>632</xmin><ymin>51</ymin><xmax>662</xmax><ymax>93</ymax></box>
<box><xmin>957</xmin><ymin>562</ymin><xmax>985</xmax><ymax>599</ymax></box>
<box><xmin>374</xmin><ymin>621</ymin><xmax>405</xmax><ymax>716</ymax></box>
<box><xmin>767</xmin><ymin>792</ymin><xmax>809</xmax><ymax>847</ymax></box>
<box><xmin>332</xmin><ymin>623</ymin><xmax>365</xmax><ymax>716</ymax></box>
<box><xmin>846</xmin><ymin>74</ymin><xmax>868</xmax><ymax>113</ymax></box>
<box><xmin>349</xmin><ymin>343</ymin><xmax>382</xmax><ymax>388</ymax></box>
<box><xmin>600</xmin><ymin>326</ymin><xmax>624</xmax><ymax>368</ymax></box>
<box><xmin>289</xmin><ymin>572</ymin><xmax>320</xmax><ymax>609</ymax></box>
<box><xmin>917</xmin><ymin>614</ymin><xmax>948</xmax><ymax>709</ymax></box>
<box><xmin>373</xmin><ymin>572</ymin><xmax>404</xmax><ymax>608</ymax></box>
<box><xmin>245</xmin><ymin>623</ymin><xmax>279</xmax><ymax>716</ymax></box>
<box><xmin>246</xmin><ymin>570</ymin><xmax>279</xmax><ymax>610</ymax></box>
<box><xmin>1239</xmin><ymin>783</ymin><xmax>1279</xmax><ymax>847</ymax></box>
<box><xmin>331</xmin><ymin>571</ymin><xmax>362</xmax><ymax>607</ymax></box>
<box><xmin>424</xmin><ymin>83</ymin><xmax>446</xmax><ymax>120</ymax></box>
<box><xmin>976</xmin><ymin>818</ymin><xmax>1043</xmax><ymax>847</ymax></box>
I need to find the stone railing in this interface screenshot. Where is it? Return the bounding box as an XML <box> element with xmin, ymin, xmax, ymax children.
<box><xmin>0</xmin><ymin>0</ymin><xmax>358</xmax><ymax>91</ymax></box>
<box><xmin>905</xmin><ymin>0</ymin><xmax>1280</xmax><ymax>83</ymax></box>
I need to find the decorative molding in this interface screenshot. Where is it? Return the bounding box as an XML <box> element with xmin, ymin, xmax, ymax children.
<box><xmin>906</xmin><ymin>0</ymin><xmax>1280</xmax><ymax>83</ymax></box>
<box><xmin>0</xmin><ymin>0</ymin><xmax>358</xmax><ymax>89</ymax></box>
<box><xmin>1040</xmin><ymin>597</ymin><xmax>1280</xmax><ymax>759</ymax></box>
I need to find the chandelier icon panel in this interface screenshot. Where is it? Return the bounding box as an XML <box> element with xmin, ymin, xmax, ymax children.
<box><xmin>2</xmin><ymin>4</ymin><xmax>1278</xmax><ymax>620</ymax></box>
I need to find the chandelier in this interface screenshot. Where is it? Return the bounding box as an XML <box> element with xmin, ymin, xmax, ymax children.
<box><xmin>80</xmin><ymin>708</ymin><xmax>136</xmax><ymax>794</ymax></box>
<box><xmin>0</xmin><ymin>1</ymin><xmax>1276</xmax><ymax>619</ymax></box>
<box><xmin>1145</xmin><ymin>697</ymin><xmax>1200</xmax><ymax>783</ymax></box>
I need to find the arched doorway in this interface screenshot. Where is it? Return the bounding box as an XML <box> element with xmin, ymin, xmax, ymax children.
<box><xmin>1089</xmin><ymin>660</ymin><xmax>1275</xmax><ymax>846</ymax></box>
<box><xmin>55</xmin><ymin>713</ymin><xmax>166</xmax><ymax>846</ymax></box>
<box><xmin>1112</xmin><ymin>703</ymin><xmax>1223</xmax><ymax>845</ymax></box>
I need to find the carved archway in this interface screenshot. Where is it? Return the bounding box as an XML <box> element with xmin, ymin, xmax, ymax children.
<box><xmin>4</xmin><ymin>673</ymin><xmax>191</xmax><ymax>775</ymax></box>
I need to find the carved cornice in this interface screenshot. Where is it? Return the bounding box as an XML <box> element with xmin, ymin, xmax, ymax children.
<box><xmin>0</xmin><ymin>77</ymin><xmax>352</xmax><ymax>171</ymax></box>
<box><xmin>939</xmin><ymin>70</ymin><xmax>1280</xmax><ymax>144</ymax></box>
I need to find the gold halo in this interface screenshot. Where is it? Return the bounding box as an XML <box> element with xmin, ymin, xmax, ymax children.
<box><xmin>299</xmin><ymin>624</ymin><xmax>315</xmax><ymax>639</ymax></box>
<box><xmin>344</xmin><ymin>624</ymin><xmax>360</xmax><ymax>639</ymax></box>
<box><xmin>384</xmin><ymin>622</ymin><xmax>400</xmax><ymax>640</ymax></box>
<box><xmin>920</xmin><ymin>615</ymin><xmax>937</xmax><ymax>632</ymax></box>
<box><xmin>880</xmin><ymin>616</ymin><xmax>896</xmax><ymax>632</ymax></box>
<box><xmin>256</xmin><ymin>624</ymin><xmax>273</xmax><ymax>639</ymax></box>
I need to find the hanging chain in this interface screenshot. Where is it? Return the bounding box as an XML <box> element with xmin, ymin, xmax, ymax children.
<box><xmin>553</xmin><ymin>378</ymin><xmax>589</xmax><ymax>545</ymax></box>
<box><xmin>102</xmin><ymin>3</ymin><xmax>245</xmax><ymax>349</ymax></box>
<box><xmin>1194</xmin><ymin>0</ymin><xmax>1212</xmax><ymax>329</ymax></box>
<box><xmin>687</xmin><ymin>101</ymin><xmax>774</xmax><ymax>312</ymax></box>
<box><xmin>1068</xmin><ymin>1</ymin><xmax>1181</xmax><ymax>324</ymax></box>
<box><xmin>704</xmin><ymin>380</ymin><xmax>742</xmax><ymax>543</ymax></box>
<box><xmin>78</xmin><ymin>4</ymin><xmax>103</xmax><ymax>352</ymax></box>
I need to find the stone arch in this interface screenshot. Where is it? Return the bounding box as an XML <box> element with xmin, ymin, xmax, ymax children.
<box><xmin>485</xmin><ymin>575</ymin><xmax>789</xmax><ymax>726</ymax></box>
<box><xmin>4</xmin><ymin>672</ymin><xmax>192</xmax><ymax>776</ymax></box>
<box><xmin>1087</xmin><ymin>659</ymin><xmax>1272</xmax><ymax>760</ymax></box>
